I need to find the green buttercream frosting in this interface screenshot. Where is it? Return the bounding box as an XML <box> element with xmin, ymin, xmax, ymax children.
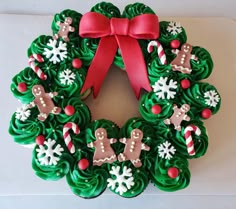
<box><xmin>122</xmin><ymin>3</ymin><xmax>155</xmax><ymax>19</ymax></box>
<box><xmin>181</xmin><ymin>82</ymin><xmax>221</xmax><ymax>116</ymax></box>
<box><xmin>51</xmin><ymin>64</ymin><xmax>87</xmax><ymax>98</ymax></box>
<box><xmin>55</xmin><ymin>98</ymin><xmax>91</xmax><ymax>130</ymax></box>
<box><xmin>149</xmin><ymin>154</ymin><xmax>190</xmax><ymax>192</ymax></box>
<box><xmin>91</xmin><ymin>2</ymin><xmax>120</xmax><ymax>18</ymax></box>
<box><xmin>9</xmin><ymin>110</ymin><xmax>45</xmax><ymax>145</ymax></box>
<box><xmin>51</xmin><ymin>9</ymin><xmax>82</xmax><ymax>43</ymax></box>
<box><xmin>67</xmin><ymin>163</ymin><xmax>109</xmax><ymax>198</ymax></box>
<box><xmin>139</xmin><ymin>92</ymin><xmax>175</xmax><ymax>123</ymax></box>
<box><xmin>158</xmin><ymin>21</ymin><xmax>187</xmax><ymax>47</ymax></box>
<box><xmin>190</xmin><ymin>46</ymin><xmax>213</xmax><ymax>80</ymax></box>
<box><xmin>11</xmin><ymin>67</ymin><xmax>43</xmax><ymax>104</ymax></box>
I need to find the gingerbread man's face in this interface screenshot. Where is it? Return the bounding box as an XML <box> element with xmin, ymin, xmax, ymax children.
<box><xmin>95</xmin><ymin>128</ymin><xmax>107</xmax><ymax>140</ymax></box>
<box><xmin>32</xmin><ymin>85</ymin><xmax>45</xmax><ymax>96</ymax></box>
<box><xmin>65</xmin><ymin>17</ymin><xmax>73</xmax><ymax>25</ymax></box>
<box><xmin>181</xmin><ymin>44</ymin><xmax>192</xmax><ymax>53</ymax></box>
<box><xmin>181</xmin><ymin>104</ymin><xmax>190</xmax><ymax>113</ymax></box>
<box><xmin>131</xmin><ymin>129</ymin><xmax>143</xmax><ymax>141</ymax></box>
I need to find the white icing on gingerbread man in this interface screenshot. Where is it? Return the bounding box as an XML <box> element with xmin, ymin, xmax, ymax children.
<box><xmin>170</xmin><ymin>43</ymin><xmax>198</xmax><ymax>74</ymax></box>
<box><xmin>53</xmin><ymin>17</ymin><xmax>75</xmax><ymax>42</ymax></box>
<box><xmin>118</xmin><ymin>129</ymin><xmax>150</xmax><ymax>168</ymax></box>
<box><xmin>87</xmin><ymin>128</ymin><xmax>117</xmax><ymax>166</ymax></box>
<box><xmin>164</xmin><ymin>104</ymin><xmax>190</xmax><ymax>131</ymax></box>
<box><xmin>28</xmin><ymin>85</ymin><xmax>61</xmax><ymax>121</ymax></box>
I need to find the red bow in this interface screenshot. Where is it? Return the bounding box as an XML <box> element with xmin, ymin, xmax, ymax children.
<box><xmin>79</xmin><ymin>12</ymin><xmax>159</xmax><ymax>98</ymax></box>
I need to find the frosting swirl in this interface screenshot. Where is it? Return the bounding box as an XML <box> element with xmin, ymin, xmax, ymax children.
<box><xmin>9</xmin><ymin>110</ymin><xmax>45</xmax><ymax>145</ymax></box>
<box><xmin>149</xmin><ymin>154</ymin><xmax>190</xmax><ymax>191</ymax></box>
<box><xmin>139</xmin><ymin>92</ymin><xmax>175</xmax><ymax>123</ymax></box>
<box><xmin>67</xmin><ymin>163</ymin><xmax>109</xmax><ymax>198</ymax></box>
<box><xmin>191</xmin><ymin>46</ymin><xmax>213</xmax><ymax>80</ymax></box>
<box><xmin>122</xmin><ymin>3</ymin><xmax>155</xmax><ymax>19</ymax></box>
<box><xmin>11</xmin><ymin>67</ymin><xmax>43</xmax><ymax>103</ymax></box>
<box><xmin>91</xmin><ymin>2</ymin><xmax>121</xmax><ymax>18</ymax></box>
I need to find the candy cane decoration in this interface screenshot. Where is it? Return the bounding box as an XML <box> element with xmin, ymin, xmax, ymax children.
<box><xmin>28</xmin><ymin>54</ymin><xmax>47</xmax><ymax>80</ymax></box>
<box><xmin>147</xmin><ymin>40</ymin><xmax>167</xmax><ymax>65</ymax></box>
<box><xmin>184</xmin><ymin>125</ymin><xmax>201</xmax><ymax>156</ymax></box>
<box><xmin>63</xmin><ymin>122</ymin><xmax>80</xmax><ymax>154</ymax></box>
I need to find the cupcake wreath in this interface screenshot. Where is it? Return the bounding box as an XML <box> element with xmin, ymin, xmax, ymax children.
<box><xmin>9</xmin><ymin>2</ymin><xmax>221</xmax><ymax>198</ymax></box>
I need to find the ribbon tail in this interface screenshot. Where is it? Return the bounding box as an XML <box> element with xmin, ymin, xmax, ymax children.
<box><xmin>81</xmin><ymin>37</ymin><xmax>118</xmax><ymax>98</ymax></box>
<box><xmin>116</xmin><ymin>36</ymin><xmax>151</xmax><ymax>99</ymax></box>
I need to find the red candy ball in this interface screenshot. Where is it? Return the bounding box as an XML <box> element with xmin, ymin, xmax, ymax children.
<box><xmin>181</xmin><ymin>79</ymin><xmax>190</xmax><ymax>89</ymax></box>
<box><xmin>151</xmin><ymin>104</ymin><xmax>162</xmax><ymax>115</ymax></box>
<box><xmin>72</xmin><ymin>58</ymin><xmax>82</xmax><ymax>69</ymax></box>
<box><xmin>64</xmin><ymin>105</ymin><xmax>75</xmax><ymax>116</ymax></box>
<box><xmin>36</xmin><ymin>135</ymin><xmax>45</xmax><ymax>145</ymax></box>
<box><xmin>78</xmin><ymin>158</ymin><xmax>89</xmax><ymax>170</ymax></box>
<box><xmin>18</xmin><ymin>82</ymin><xmax>27</xmax><ymax>92</ymax></box>
<box><xmin>170</xmin><ymin>39</ymin><xmax>180</xmax><ymax>49</ymax></box>
<box><xmin>168</xmin><ymin>167</ymin><xmax>179</xmax><ymax>179</ymax></box>
<box><xmin>201</xmin><ymin>108</ymin><xmax>212</xmax><ymax>119</ymax></box>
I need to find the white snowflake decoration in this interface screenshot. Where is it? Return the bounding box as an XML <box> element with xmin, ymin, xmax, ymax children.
<box><xmin>36</xmin><ymin>138</ymin><xmax>64</xmax><ymax>166</ymax></box>
<box><xmin>167</xmin><ymin>21</ymin><xmax>182</xmax><ymax>35</ymax></box>
<box><xmin>152</xmin><ymin>77</ymin><xmax>177</xmax><ymax>99</ymax></box>
<box><xmin>204</xmin><ymin>90</ymin><xmax>220</xmax><ymax>107</ymax></box>
<box><xmin>15</xmin><ymin>104</ymin><xmax>31</xmax><ymax>121</ymax></box>
<box><xmin>158</xmin><ymin>141</ymin><xmax>176</xmax><ymax>160</ymax></box>
<box><xmin>43</xmin><ymin>39</ymin><xmax>67</xmax><ymax>64</ymax></box>
<box><xmin>59</xmin><ymin>69</ymin><xmax>76</xmax><ymax>85</ymax></box>
<box><xmin>107</xmin><ymin>166</ymin><xmax>135</xmax><ymax>195</ymax></box>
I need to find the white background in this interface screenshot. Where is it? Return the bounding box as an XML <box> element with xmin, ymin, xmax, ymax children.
<box><xmin>0</xmin><ymin>0</ymin><xmax>236</xmax><ymax>18</ymax></box>
<box><xmin>0</xmin><ymin>0</ymin><xmax>236</xmax><ymax>209</ymax></box>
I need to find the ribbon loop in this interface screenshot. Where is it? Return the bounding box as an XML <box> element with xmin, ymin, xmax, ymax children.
<box><xmin>79</xmin><ymin>12</ymin><xmax>160</xmax><ymax>99</ymax></box>
<box><xmin>110</xmin><ymin>18</ymin><xmax>129</xmax><ymax>35</ymax></box>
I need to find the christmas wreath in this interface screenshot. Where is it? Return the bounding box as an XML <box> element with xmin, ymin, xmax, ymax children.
<box><xmin>9</xmin><ymin>2</ymin><xmax>221</xmax><ymax>198</ymax></box>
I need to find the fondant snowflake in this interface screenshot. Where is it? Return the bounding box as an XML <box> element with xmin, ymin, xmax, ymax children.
<box><xmin>43</xmin><ymin>39</ymin><xmax>67</xmax><ymax>64</ymax></box>
<box><xmin>15</xmin><ymin>104</ymin><xmax>31</xmax><ymax>121</ymax></box>
<box><xmin>152</xmin><ymin>77</ymin><xmax>177</xmax><ymax>99</ymax></box>
<box><xmin>107</xmin><ymin>166</ymin><xmax>135</xmax><ymax>195</ymax></box>
<box><xmin>167</xmin><ymin>21</ymin><xmax>182</xmax><ymax>35</ymax></box>
<box><xmin>158</xmin><ymin>141</ymin><xmax>176</xmax><ymax>160</ymax></box>
<box><xmin>36</xmin><ymin>138</ymin><xmax>64</xmax><ymax>166</ymax></box>
<box><xmin>204</xmin><ymin>90</ymin><xmax>220</xmax><ymax>107</ymax></box>
<box><xmin>59</xmin><ymin>69</ymin><xmax>76</xmax><ymax>85</ymax></box>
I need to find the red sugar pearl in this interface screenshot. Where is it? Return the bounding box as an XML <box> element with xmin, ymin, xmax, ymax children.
<box><xmin>170</xmin><ymin>39</ymin><xmax>180</xmax><ymax>49</ymax></box>
<box><xmin>64</xmin><ymin>105</ymin><xmax>75</xmax><ymax>116</ymax></box>
<box><xmin>168</xmin><ymin>167</ymin><xmax>179</xmax><ymax>179</ymax></box>
<box><xmin>78</xmin><ymin>158</ymin><xmax>89</xmax><ymax>170</ymax></box>
<box><xmin>18</xmin><ymin>82</ymin><xmax>27</xmax><ymax>92</ymax></box>
<box><xmin>151</xmin><ymin>104</ymin><xmax>162</xmax><ymax>115</ymax></box>
<box><xmin>201</xmin><ymin>108</ymin><xmax>212</xmax><ymax>119</ymax></box>
<box><xmin>72</xmin><ymin>58</ymin><xmax>82</xmax><ymax>69</ymax></box>
<box><xmin>181</xmin><ymin>79</ymin><xmax>191</xmax><ymax>89</ymax></box>
<box><xmin>36</xmin><ymin>135</ymin><xmax>45</xmax><ymax>145</ymax></box>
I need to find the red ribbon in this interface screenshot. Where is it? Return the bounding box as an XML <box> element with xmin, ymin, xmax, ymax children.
<box><xmin>79</xmin><ymin>12</ymin><xmax>159</xmax><ymax>98</ymax></box>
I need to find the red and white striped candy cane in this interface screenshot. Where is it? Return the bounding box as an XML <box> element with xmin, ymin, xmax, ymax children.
<box><xmin>184</xmin><ymin>125</ymin><xmax>201</xmax><ymax>156</ymax></box>
<box><xmin>147</xmin><ymin>40</ymin><xmax>167</xmax><ymax>65</ymax></box>
<box><xmin>63</xmin><ymin>122</ymin><xmax>80</xmax><ymax>154</ymax></box>
<box><xmin>28</xmin><ymin>54</ymin><xmax>47</xmax><ymax>80</ymax></box>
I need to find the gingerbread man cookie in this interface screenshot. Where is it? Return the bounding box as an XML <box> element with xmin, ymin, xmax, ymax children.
<box><xmin>118</xmin><ymin>129</ymin><xmax>150</xmax><ymax>168</ymax></box>
<box><xmin>164</xmin><ymin>104</ymin><xmax>190</xmax><ymax>131</ymax></box>
<box><xmin>53</xmin><ymin>17</ymin><xmax>75</xmax><ymax>42</ymax></box>
<box><xmin>28</xmin><ymin>85</ymin><xmax>61</xmax><ymax>121</ymax></box>
<box><xmin>170</xmin><ymin>43</ymin><xmax>198</xmax><ymax>74</ymax></box>
<box><xmin>87</xmin><ymin>128</ymin><xmax>117</xmax><ymax>166</ymax></box>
